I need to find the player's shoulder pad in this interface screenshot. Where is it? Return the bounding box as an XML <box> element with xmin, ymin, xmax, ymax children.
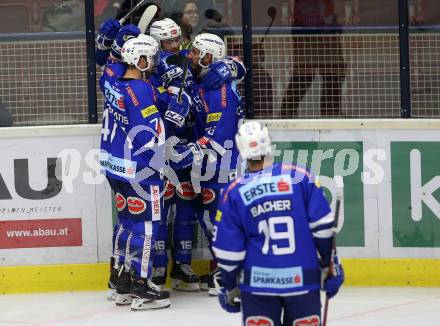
<box><xmin>104</xmin><ymin>63</ymin><xmax>125</xmax><ymax>78</ymax></box>
<box><xmin>281</xmin><ymin>163</ymin><xmax>317</xmax><ymax>184</ymax></box>
<box><xmin>204</xmin><ymin>80</ymin><xmax>234</xmax><ymax>103</ymax></box>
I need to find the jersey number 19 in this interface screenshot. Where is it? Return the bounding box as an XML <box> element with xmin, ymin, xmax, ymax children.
<box><xmin>258</xmin><ymin>216</ymin><xmax>295</xmax><ymax>255</ymax></box>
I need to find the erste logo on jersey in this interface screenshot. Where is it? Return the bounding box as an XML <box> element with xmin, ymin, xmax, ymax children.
<box><xmin>239</xmin><ymin>175</ymin><xmax>293</xmax><ymax>205</ymax></box>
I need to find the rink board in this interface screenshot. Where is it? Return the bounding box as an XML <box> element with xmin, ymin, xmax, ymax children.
<box><xmin>0</xmin><ymin>120</ymin><xmax>440</xmax><ymax>293</ymax></box>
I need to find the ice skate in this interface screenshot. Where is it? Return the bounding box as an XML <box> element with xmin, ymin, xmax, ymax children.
<box><xmin>115</xmin><ymin>270</ymin><xmax>133</xmax><ymax>306</ymax></box>
<box><xmin>170</xmin><ymin>263</ymin><xmax>200</xmax><ymax>292</ymax></box>
<box><xmin>107</xmin><ymin>266</ymin><xmax>119</xmax><ymax>301</ymax></box>
<box><xmin>200</xmin><ymin>268</ymin><xmax>218</xmax><ymax>296</ymax></box>
<box><xmin>130</xmin><ymin>278</ymin><xmax>171</xmax><ymax>310</ymax></box>
<box><xmin>152</xmin><ymin>267</ymin><xmax>167</xmax><ymax>290</ymax></box>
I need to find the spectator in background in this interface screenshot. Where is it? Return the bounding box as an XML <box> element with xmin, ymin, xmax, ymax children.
<box><xmin>181</xmin><ymin>1</ymin><xmax>201</xmax><ymax>35</ymax></box>
<box><xmin>42</xmin><ymin>0</ymin><xmax>85</xmax><ymax>32</ymax></box>
<box><xmin>94</xmin><ymin>0</ymin><xmax>120</xmax><ymax>27</ymax></box>
<box><xmin>169</xmin><ymin>11</ymin><xmax>193</xmax><ymax>49</ymax></box>
<box><xmin>115</xmin><ymin>0</ymin><xmax>161</xmax><ymax>26</ymax></box>
<box><xmin>281</xmin><ymin>0</ymin><xmax>346</xmax><ymax>118</ymax></box>
<box><xmin>251</xmin><ymin>41</ymin><xmax>274</xmax><ymax>119</ymax></box>
<box><xmin>0</xmin><ymin>102</ymin><xmax>12</xmax><ymax>127</ymax></box>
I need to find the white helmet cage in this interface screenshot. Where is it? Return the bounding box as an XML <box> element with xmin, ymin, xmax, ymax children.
<box><xmin>121</xmin><ymin>35</ymin><xmax>159</xmax><ymax>72</ymax></box>
<box><xmin>235</xmin><ymin>121</ymin><xmax>272</xmax><ymax>160</ymax></box>
<box><xmin>192</xmin><ymin>33</ymin><xmax>226</xmax><ymax>68</ymax></box>
<box><xmin>149</xmin><ymin>18</ymin><xmax>182</xmax><ymax>45</ymax></box>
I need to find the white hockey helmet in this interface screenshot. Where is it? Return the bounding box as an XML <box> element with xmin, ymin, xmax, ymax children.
<box><xmin>121</xmin><ymin>34</ymin><xmax>159</xmax><ymax>72</ymax></box>
<box><xmin>192</xmin><ymin>33</ymin><xmax>226</xmax><ymax>67</ymax></box>
<box><xmin>149</xmin><ymin>18</ymin><xmax>182</xmax><ymax>42</ymax></box>
<box><xmin>235</xmin><ymin>121</ymin><xmax>272</xmax><ymax>160</ymax></box>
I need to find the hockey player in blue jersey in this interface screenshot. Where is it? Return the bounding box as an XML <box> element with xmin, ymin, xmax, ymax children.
<box><xmin>212</xmin><ymin>121</ymin><xmax>344</xmax><ymax>326</ymax></box>
<box><xmin>95</xmin><ymin>17</ymin><xmax>195</xmax><ymax>295</ymax></box>
<box><xmin>99</xmin><ymin>34</ymin><xmax>190</xmax><ymax>311</ymax></box>
<box><xmin>170</xmin><ymin>32</ymin><xmax>244</xmax><ymax>295</ymax></box>
<box><xmin>148</xmin><ymin>19</ymin><xmax>247</xmax><ymax>291</ymax></box>
<box><xmin>147</xmin><ymin>18</ymin><xmax>201</xmax><ymax>291</ymax></box>
<box><xmin>96</xmin><ymin>16</ymin><xmax>247</xmax><ymax>293</ymax></box>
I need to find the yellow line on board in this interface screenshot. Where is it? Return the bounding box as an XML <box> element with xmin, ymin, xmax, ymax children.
<box><xmin>342</xmin><ymin>259</ymin><xmax>440</xmax><ymax>287</ymax></box>
<box><xmin>0</xmin><ymin>259</ymin><xmax>439</xmax><ymax>294</ymax></box>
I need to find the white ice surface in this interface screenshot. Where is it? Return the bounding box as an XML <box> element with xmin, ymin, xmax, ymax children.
<box><xmin>0</xmin><ymin>287</ymin><xmax>439</xmax><ymax>326</ymax></box>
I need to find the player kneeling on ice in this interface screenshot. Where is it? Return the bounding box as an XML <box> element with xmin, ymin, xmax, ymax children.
<box><xmin>212</xmin><ymin>121</ymin><xmax>344</xmax><ymax>326</ymax></box>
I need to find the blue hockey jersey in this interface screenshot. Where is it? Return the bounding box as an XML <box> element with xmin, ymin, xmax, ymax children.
<box><xmin>212</xmin><ymin>163</ymin><xmax>334</xmax><ymax>295</ymax></box>
<box><xmin>191</xmin><ymin>80</ymin><xmax>244</xmax><ymax>188</ymax></box>
<box><xmin>99</xmin><ymin>63</ymin><xmax>166</xmax><ymax>185</ymax></box>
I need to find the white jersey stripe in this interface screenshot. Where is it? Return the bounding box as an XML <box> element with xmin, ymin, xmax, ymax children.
<box><xmin>140</xmin><ymin>221</ymin><xmax>153</xmax><ymax>278</ymax></box>
<box><xmin>212</xmin><ymin>246</ymin><xmax>246</xmax><ymax>261</ymax></box>
<box><xmin>309</xmin><ymin>212</ymin><xmax>334</xmax><ymax>230</ymax></box>
<box><xmin>218</xmin><ymin>263</ymin><xmax>239</xmax><ymax>272</ymax></box>
<box><xmin>313</xmin><ymin>228</ymin><xmax>334</xmax><ymax>239</ymax></box>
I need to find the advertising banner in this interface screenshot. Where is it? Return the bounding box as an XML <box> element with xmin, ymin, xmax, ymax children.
<box><xmin>0</xmin><ymin>129</ymin><xmax>113</xmax><ymax>266</ymax></box>
<box><xmin>1</xmin><ymin>123</ymin><xmax>440</xmax><ymax>266</ymax></box>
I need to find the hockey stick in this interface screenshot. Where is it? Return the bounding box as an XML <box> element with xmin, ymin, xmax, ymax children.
<box><xmin>322</xmin><ymin>191</ymin><xmax>342</xmax><ymax>326</ymax></box>
<box><xmin>166</xmin><ymin>54</ymin><xmax>190</xmax><ymax>103</ymax></box>
<box><xmin>260</xmin><ymin>6</ymin><xmax>277</xmax><ymax>43</ymax></box>
<box><xmin>118</xmin><ymin>0</ymin><xmax>149</xmax><ymax>25</ymax></box>
<box><xmin>137</xmin><ymin>4</ymin><xmax>158</xmax><ymax>33</ymax></box>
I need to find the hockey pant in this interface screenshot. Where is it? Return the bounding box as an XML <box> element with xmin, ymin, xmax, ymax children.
<box><xmin>196</xmin><ymin>187</ymin><xmax>222</xmax><ymax>246</ymax></box>
<box><xmin>107</xmin><ymin>177</ymin><xmax>163</xmax><ymax>279</ymax></box>
<box><xmin>153</xmin><ymin>176</ymin><xmax>198</xmax><ymax>268</ymax></box>
<box><xmin>241</xmin><ymin>291</ymin><xmax>321</xmax><ymax>326</ymax></box>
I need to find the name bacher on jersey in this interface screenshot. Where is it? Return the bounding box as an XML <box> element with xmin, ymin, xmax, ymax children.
<box><xmin>250</xmin><ymin>200</ymin><xmax>291</xmax><ymax>218</ymax></box>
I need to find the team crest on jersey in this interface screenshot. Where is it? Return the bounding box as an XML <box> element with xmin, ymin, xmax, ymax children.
<box><xmin>115</xmin><ymin>193</ymin><xmax>126</xmax><ymax>211</ymax></box>
<box><xmin>239</xmin><ymin>175</ymin><xmax>293</xmax><ymax>205</ymax></box>
<box><xmin>177</xmin><ymin>181</ymin><xmax>197</xmax><ymax>200</ymax></box>
<box><xmin>202</xmin><ymin>188</ymin><xmax>215</xmax><ymax>204</ymax></box>
<box><xmin>245</xmin><ymin>316</ymin><xmax>273</xmax><ymax>326</ymax></box>
<box><xmin>293</xmin><ymin>315</ymin><xmax>320</xmax><ymax>326</ymax></box>
<box><xmin>127</xmin><ymin>197</ymin><xmax>146</xmax><ymax>214</ymax></box>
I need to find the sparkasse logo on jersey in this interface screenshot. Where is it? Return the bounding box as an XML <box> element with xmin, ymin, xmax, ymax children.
<box><xmin>239</xmin><ymin>175</ymin><xmax>293</xmax><ymax>205</ymax></box>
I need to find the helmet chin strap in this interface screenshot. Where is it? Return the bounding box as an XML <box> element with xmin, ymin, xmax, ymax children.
<box><xmin>198</xmin><ymin>52</ymin><xmax>213</xmax><ymax>68</ymax></box>
<box><xmin>136</xmin><ymin>58</ymin><xmax>151</xmax><ymax>72</ymax></box>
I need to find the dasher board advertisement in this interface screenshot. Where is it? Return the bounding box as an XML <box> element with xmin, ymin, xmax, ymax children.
<box><xmin>0</xmin><ymin>131</ymin><xmax>113</xmax><ymax>266</ymax></box>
